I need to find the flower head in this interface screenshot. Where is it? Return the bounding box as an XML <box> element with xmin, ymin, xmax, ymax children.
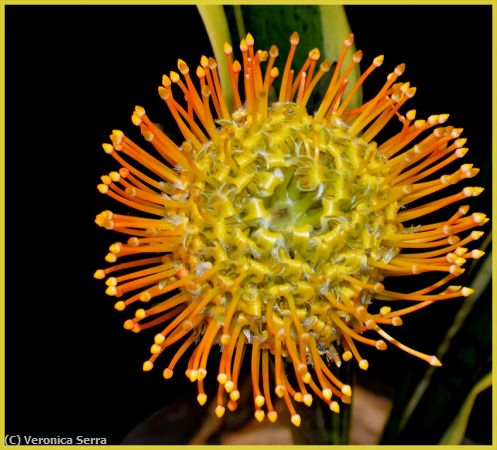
<box><xmin>95</xmin><ymin>32</ymin><xmax>487</xmax><ymax>427</ymax></box>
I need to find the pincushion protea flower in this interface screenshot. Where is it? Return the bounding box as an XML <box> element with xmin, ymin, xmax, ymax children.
<box><xmin>94</xmin><ymin>32</ymin><xmax>487</xmax><ymax>427</ymax></box>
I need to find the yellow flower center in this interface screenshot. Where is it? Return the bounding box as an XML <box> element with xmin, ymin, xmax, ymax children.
<box><xmin>184</xmin><ymin>102</ymin><xmax>398</xmax><ymax>353</ymax></box>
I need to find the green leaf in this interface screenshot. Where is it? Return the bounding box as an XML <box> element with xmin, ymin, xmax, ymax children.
<box><xmin>319</xmin><ymin>6</ymin><xmax>361</xmax><ymax>106</ymax></box>
<box><xmin>439</xmin><ymin>371</ymin><xmax>492</xmax><ymax>444</ymax></box>
<box><xmin>196</xmin><ymin>5</ymin><xmax>233</xmax><ymax>108</ymax></box>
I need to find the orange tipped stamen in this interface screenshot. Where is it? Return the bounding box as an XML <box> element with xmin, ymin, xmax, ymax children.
<box><xmin>96</xmin><ymin>31</ymin><xmax>487</xmax><ymax>428</ymax></box>
<box><xmin>279</xmin><ymin>32</ymin><xmax>299</xmax><ymax>102</ymax></box>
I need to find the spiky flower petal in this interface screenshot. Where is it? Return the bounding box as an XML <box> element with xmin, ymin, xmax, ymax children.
<box><xmin>95</xmin><ymin>32</ymin><xmax>486</xmax><ymax>426</ymax></box>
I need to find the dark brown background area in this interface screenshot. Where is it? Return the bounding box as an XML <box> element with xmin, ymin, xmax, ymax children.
<box><xmin>5</xmin><ymin>5</ymin><xmax>492</xmax><ymax>444</ymax></box>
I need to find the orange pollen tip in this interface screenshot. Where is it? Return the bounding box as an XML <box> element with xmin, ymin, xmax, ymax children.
<box><xmin>154</xmin><ymin>333</ymin><xmax>165</xmax><ymax>345</ymax></box>
<box><xmin>105</xmin><ymin>286</ymin><xmax>117</xmax><ymax>296</ymax></box>
<box><xmin>472</xmin><ymin>213</ymin><xmax>487</xmax><ymax>224</ymax></box>
<box><xmin>100</xmin><ymin>175</ymin><xmax>111</xmax><ymax>185</ymax></box>
<box><xmin>111</xmin><ymin>129</ymin><xmax>124</xmax><ymax>144</ymax></box>
<box><xmin>353</xmin><ymin>50</ymin><xmax>363</xmax><ymax>63</ymax></box>
<box><xmin>215</xmin><ymin>405</ymin><xmax>225</xmax><ymax>418</ymax></box>
<box><xmin>303</xmin><ymin>393</ymin><xmax>313</xmax><ymax>407</ymax></box>
<box><xmin>470</xmin><ymin>250</ymin><xmax>485</xmax><ymax>259</ymax></box>
<box><xmin>150</xmin><ymin>344</ymin><xmax>162</xmax><ymax>354</ymax></box>
<box><xmin>217</xmin><ymin>373</ymin><xmax>228</xmax><ymax>385</ymax></box>
<box><xmin>342</xmin><ymin>385</ymin><xmax>352</xmax><ymax>397</ymax></box>
<box><xmin>223</xmin><ymin>42</ymin><xmax>232</xmax><ymax>54</ymax></box>
<box><xmin>429</xmin><ymin>356</ymin><xmax>442</xmax><ymax>366</ymax></box>
<box><xmin>291</xmin><ymin>414</ymin><xmax>301</xmax><ymax>428</ymax></box>
<box><xmin>177</xmin><ymin>59</ymin><xmax>189</xmax><ymax>74</ymax></box>
<box><xmin>189</xmin><ymin>370</ymin><xmax>198</xmax><ymax>382</ymax></box>
<box><xmin>395</xmin><ymin>63</ymin><xmax>406</xmax><ymax>75</ymax></box>
<box><xmin>143</xmin><ymin>361</ymin><xmax>154</xmax><ymax>372</ymax></box>
<box><xmin>471</xmin><ymin>230</ymin><xmax>484</xmax><ymax>240</ymax></box>
<box><xmin>97</xmin><ymin>184</ymin><xmax>109</xmax><ymax>194</ymax></box>
<box><xmin>376</xmin><ymin>340</ymin><xmax>387</xmax><ymax>351</ymax></box>
<box><xmin>245</xmin><ymin>32</ymin><xmax>254</xmax><ymax>46</ymax></box>
<box><xmin>275</xmin><ymin>384</ymin><xmax>286</xmax><ymax>398</ymax></box>
<box><xmin>224</xmin><ymin>380</ymin><xmax>235</xmax><ymax>393</ymax></box>
<box><xmin>380</xmin><ymin>306</ymin><xmax>392</xmax><ymax>316</ymax></box>
<box><xmin>123</xmin><ymin>319</ymin><xmax>135</xmax><ymax>330</ymax></box>
<box><xmin>109</xmin><ymin>243</ymin><xmax>122</xmax><ymax>254</ymax></box>
<box><xmin>359</xmin><ymin>359</ymin><xmax>369</xmax><ymax>370</ymax></box>
<box><xmin>196</xmin><ymin>66</ymin><xmax>205</xmax><ymax>78</ymax></box>
<box><xmin>374</xmin><ymin>54</ymin><xmax>384</xmax><ymax>66</ymax></box>
<box><xmin>114</xmin><ymin>301</ymin><xmax>126</xmax><ymax>311</ymax></box>
<box><xmin>461</xmin><ymin>287</ymin><xmax>474</xmax><ymax>297</ymax></box>
<box><xmin>293</xmin><ymin>392</ymin><xmax>303</xmax><ymax>402</ymax></box>
<box><xmin>309</xmin><ymin>48</ymin><xmax>320</xmax><ymax>60</ymax></box>
<box><xmin>93</xmin><ymin>269</ymin><xmax>106</xmax><ymax>279</ymax></box>
<box><xmin>322</xmin><ymin>388</ymin><xmax>332</xmax><ymax>400</ymax></box>
<box><xmin>127</xmin><ymin>237</ymin><xmax>139</xmax><ymax>247</ymax></box>
<box><xmin>254</xmin><ymin>410</ymin><xmax>265</xmax><ymax>422</ymax></box>
<box><xmin>406</xmin><ymin>109</ymin><xmax>416</xmax><ymax>120</ymax></box>
<box><xmin>209</xmin><ymin>57</ymin><xmax>219</xmax><ymax>71</ymax></box>
<box><xmin>464</xmin><ymin>187</ymin><xmax>484</xmax><ymax>197</ymax></box>
<box><xmin>197</xmin><ymin>393</ymin><xmax>208</xmax><ymax>406</ymax></box>
<box><xmin>102</xmin><ymin>143</ymin><xmax>113</xmax><ymax>154</ymax></box>
<box><xmin>344</xmin><ymin>33</ymin><xmax>354</xmax><ymax>47</ymax></box>
<box><xmin>330</xmin><ymin>401</ymin><xmax>340</xmax><ymax>413</ymax></box>
<box><xmin>105</xmin><ymin>277</ymin><xmax>117</xmax><ymax>287</ymax></box>
<box><xmin>342</xmin><ymin>351</ymin><xmax>353</xmax><ymax>361</ymax></box>
<box><xmin>255</xmin><ymin>395</ymin><xmax>265</xmax><ymax>407</ymax></box>
<box><xmin>134</xmin><ymin>105</ymin><xmax>145</xmax><ymax>117</ymax></box>
<box><xmin>162</xmin><ymin>74</ymin><xmax>171</xmax><ymax>87</ymax></box>
<box><xmin>163</xmin><ymin>368</ymin><xmax>173</xmax><ymax>379</ymax></box>
<box><xmin>290</xmin><ymin>31</ymin><xmax>299</xmax><ymax>44</ymax></box>
<box><xmin>320</xmin><ymin>60</ymin><xmax>332</xmax><ymax>72</ymax></box>
<box><xmin>158</xmin><ymin>86</ymin><xmax>169</xmax><ymax>100</ymax></box>
<box><xmin>220</xmin><ymin>334</ymin><xmax>230</xmax><ymax>345</ymax></box>
<box><xmin>450</xmin><ymin>266</ymin><xmax>465</xmax><ymax>275</ymax></box>
<box><xmin>392</xmin><ymin>317</ymin><xmax>403</xmax><ymax>326</ymax></box>
<box><xmin>104</xmin><ymin>253</ymin><xmax>116</xmax><ymax>263</ymax></box>
<box><xmin>109</xmin><ymin>171</ymin><xmax>120</xmax><ymax>182</ymax></box>
<box><xmin>230</xmin><ymin>390</ymin><xmax>240</xmax><ymax>402</ymax></box>
<box><xmin>267</xmin><ymin>411</ymin><xmax>278</xmax><ymax>423</ymax></box>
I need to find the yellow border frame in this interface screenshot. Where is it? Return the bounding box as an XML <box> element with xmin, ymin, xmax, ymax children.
<box><xmin>0</xmin><ymin>1</ymin><xmax>494</xmax><ymax>450</ymax></box>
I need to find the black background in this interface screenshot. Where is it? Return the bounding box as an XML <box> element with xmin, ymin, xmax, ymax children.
<box><xmin>5</xmin><ymin>5</ymin><xmax>492</xmax><ymax>444</ymax></box>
